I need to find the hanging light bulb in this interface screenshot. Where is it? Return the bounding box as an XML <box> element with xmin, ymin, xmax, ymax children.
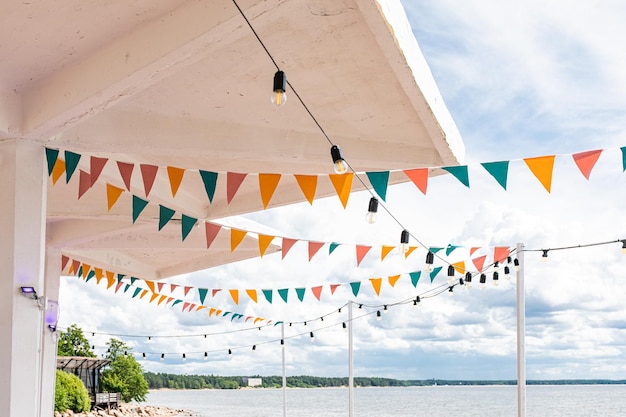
<box><xmin>425</xmin><ymin>251</ymin><xmax>434</xmax><ymax>272</ymax></box>
<box><xmin>376</xmin><ymin>310</ymin><xmax>381</xmax><ymax>321</ymax></box>
<box><xmin>271</xmin><ymin>70</ymin><xmax>287</xmax><ymax>106</ymax></box>
<box><xmin>493</xmin><ymin>261</ymin><xmax>500</xmax><ymax>272</ymax></box>
<box><xmin>204</xmin><ymin>352</ymin><xmax>208</xmax><ymax>360</ymax></box>
<box><xmin>383</xmin><ymin>305</ymin><xmax>388</xmax><ymax>313</ymax></box>
<box><xmin>459</xmin><ymin>277</ymin><xmax>465</xmax><ymax>286</ymax></box>
<box><xmin>358</xmin><ymin>304</ymin><xmax>363</xmax><ymax>309</ymax></box>
<box><xmin>330</xmin><ymin>145</ymin><xmax>348</xmax><ymax>174</ymax></box>
<box><xmin>142</xmin><ymin>352</ymin><xmax>146</xmax><ymax>360</ymax></box>
<box><xmin>465</xmin><ymin>272</ymin><xmax>472</xmax><ymax>288</ymax></box>
<box><xmin>622</xmin><ymin>240</ymin><xmax>626</xmax><ymax>254</ymax></box>
<box><xmin>280</xmin><ymin>339</ymin><xmax>284</xmax><ymax>346</ymax></box>
<box><xmin>228</xmin><ymin>349</ymin><xmax>232</xmax><ymax>357</ymax></box>
<box><xmin>541</xmin><ymin>250</ymin><xmax>549</xmax><ymax>262</ymax></box>
<box><xmin>514</xmin><ymin>258</ymin><xmax>520</xmax><ymax>272</ymax></box>
<box><xmin>479</xmin><ymin>273</ymin><xmax>487</xmax><ymax>289</ymax></box>
<box><xmin>447</xmin><ymin>265</ymin><xmax>455</xmax><ymax>284</ymax></box>
<box><xmin>182</xmin><ymin>353</ymin><xmax>186</xmax><ymax>361</ymax></box>
<box><xmin>342</xmin><ymin>322</ymin><xmax>347</xmax><ymax>331</ymax></box>
<box><xmin>160</xmin><ymin>353</ymin><xmax>165</xmax><ymax>361</ymax></box>
<box><xmin>448</xmin><ymin>286</ymin><xmax>454</xmax><ymax>296</ymax></box>
<box><xmin>338</xmin><ymin>308</ymin><xmax>342</xmax><ymax>314</ymax></box>
<box><xmin>365</xmin><ymin>197</ymin><xmax>379</xmax><ymax>224</ymax></box>
<box><xmin>504</xmin><ymin>265</ymin><xmax>511</xmax><ymax>279</ymax></box>
<box><xmin>400</xmin><ymin>229</ymin><xmax>410</xmax><ymax>254</ymax></box>
<box><xmin>413</xmin><ymin>296</ymin><xmax>421</xmax><ymax>308</ymax></box>
<box><xmin>320</xmin><ymin>316</ymin><xmax>324</xmax><ymax>322</ymax></box>
<box><xmin>493</xmin><ymin>271</ymin><xmax>499</xmax><ymax>287</ymax></box>
<box><xmin>310</xmin><ymin>332</ymin><xmax>314</xmax><ymax>339</ymax></box>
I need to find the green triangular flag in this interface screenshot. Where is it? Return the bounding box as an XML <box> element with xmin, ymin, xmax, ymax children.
<box><xmin>117</xmin><ymin>274</ymin><xmax>125</xmax><ymax>284</ymax></box>
<box><xmin>132</xmin><ymin>287</ymin><xmax>142</xmax><ymax>298</ymax></box>
<box><xmin>130</xmin><ymin>277</ymin><xmax>138</xmax><ymax>285</ymax></box>
<box><xmin>349</xmin><ymin>282</ymin><xmax>361</xmax><ymax>297</ymax></box>
<box><xmin>64</xmin><ymin>151</ymin><xmax>81</xmax><ymax>183</ymax></box>
<box><xmin>430</xmin><ymin>266</ymin><xmax>443</xmax><ymax>283</ymax></box>
<box><xmin>132</xmin><ymin>195</ymin><xmax>149</xmax><ymax>223</ymax></box>
<box><xmin>329</xmin><ymin>242</ymin><xmax>340</xmax><ymax>255</ymax></box>
<box><xmin>77</xmin><ymin>266</ymin><xmax>83</xmax><ymax>277</ymax></box>
<box><xmin>158</xmin><ymin>205</ymin><xmax>176</xmax><ymax>231</ymax></box>
<box><xmin>442</xmin><ymin>165</ymin><xmax>470</xmax><ymax>188</ymax></box>
<box><xmin>445</xmin><ymin>245</ymin><xmax>459</xmax><ymax>256</ymax></box>
<box><xmin>481</xmin><ymin>161</ymin><xmax>509</xmax><ymax>190</ymax></box>
<box><xmin>45</xmin><ymin>148</ymin><xmax>59</xmax><ymax>176</ymax></box>
<box><xmin>262</xmin><ymin>289</ymin><xmax>273</xmax><ymax>304</ymax></box>
<box><xmin>621</xmin><ymin>147</ymin><xmax>626</xmax><ymax>171</ymax></box>
<box><xmin>85</xmin><ymin>270</ymin><xmax>95</xmax><ymax>282</ymax></box>
<box><xmin>222</xmin><ymin>312</ymin><xmax>231</xmax><ymax>317</ymax></box>
<box><xmin>274</xmin><ymin>321</ymin><xmax>283</xmax><ymax>326</ymax></box>
<box><xmin>123</xmin><ymin>284</ymin><xmax>131</xmax><ymax>293</ymax></box>
<box><xmin>409</xmin><ymin>271</ymin><xmax>421</xmax><ymax>287</ymax></box>
<box><xmin>365</xmin><ymin>171</ymin><xmax>390</xmax><ymax>201</ymax></box>
<box><xmin>278</xmin><ymin>288</ymin><xmax>289</xmax><ymax>303</ymax></box>
<box><xmin>181</xmin><ymin>214</ymin><xmax>197</xmax><ymax>241</ymax></box>
<box><xmin>429</xmin><ymin>247</ymin><xmax>444</xmax><ymax>254</ymax></box>
<box><xmin>172</xmin><ymin>299</ymin><xmax>183</xmax><ymax>307</ymax></box>
<box><xmin>295</xmin><ymin>288</ymin><xmax>306</xmax><ymax>301</ymax></box>
<box><xmin>199</xmin><ymin>170</ymin><xmax>218</xmax><ymax>203</ymax></box>
<box><xmin>198</xmin><ymin>288</ymin><xmax>208</xmax><ymax>305</ymax></box>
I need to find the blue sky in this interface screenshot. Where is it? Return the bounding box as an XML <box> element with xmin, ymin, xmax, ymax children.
<box><xmin>59</xmin><ymin>0</ymin><xmax>626</xmax><ymax>381</ymax></box>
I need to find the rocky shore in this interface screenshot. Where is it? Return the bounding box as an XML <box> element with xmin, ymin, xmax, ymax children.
<box><xmin>54</xmin><ymin>404</ymin><xmax>196</xmax><ymax>417</ymax></box>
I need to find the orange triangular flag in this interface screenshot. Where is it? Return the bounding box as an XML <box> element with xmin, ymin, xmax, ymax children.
<box><xmin>246</xmin><ymin>289</ymin><xmax>258</xmax><ymax>303</ymax></box>
<box><xmin>196</xmin><ymin>305</ymin><xmax>207</xmax><ymax>311</ymax></box>
<box><xmin>230</xmin><ymin>229</ymin><xmax>247</xmax><ymax>252</ymax></box>
<box><xmin>524</xmin><ymin>155</ymin><xmax>556</xmax><ymax>193</ymax></box>
<box><xmin>258</xmin><ymin>234</ymin><xmax>274</xmax><ymax>257</ymax></box>
<box><xmin>403</xmin><ymin>168</ymin><xmax>429</xmax><ymax>195</ymax></box>
<box><xmin>106</xmin><ymin>276</ymin><xmax>116</xmax><ymax>289</ymax></box>
<box><xmin>106</xmin><ymin>183</ymin><xmax>124</xmax><ymax>211</ymax></box>
<box><xmin>139</xmin><ymin>289</ymin><xmax>148</xmax><ymax>299</ymax></box>
<box><xmin>311</xmin><ymin>286</ymin><xmax>323</xmax><ymax>301</ymax></box>
<box><xmin>572</xmin><ymin>149</ymin><xmax>602</xmax><ymax>180</ymax></box>
<box><xmin>472</xmin><ymin>255</ymin><xmax>487</xmax><ymax>272</ymax></box>
<box><xmin>329</xmin><ymin>173</ymin><xmax>354</xmax><ymax>208</ymax></box>
<box><xmin>229</xmin><ymin>289</ymin><xmax>239</xmax><ymax>305</ymax></box>
<box><xmin>147</xmin><ymin>293</ymin><xmax>158</xmax><ymax>303</ymax></box>
<box><xmin>167</xmin><ymin>166</ymin><xmax>185</xmax><ymax>197</ymax></box>
<box><xmin>369</xmin><ymin>278</ymin><xmax>382</xmax><ymax>295</ymax></box>
<box><xmin>205</xmin><ymin>222</ymin><xmax>222</xmax><ymax>250</ymax></box>
<box><xmin>226</xmin><ymin>172</ymin><xmax>247</xmax><ymax>204</ymax></box>
<box><xmin>117</xmin><ymin>161</ymin><xmax>134</xmax><ymax>191</ymax></box>
<box><xmin>90</xmin><ymin>156</ymin><xmax>108</xmax><ymax>186</ymax></box>
<box><xmin>294</xmin><ymin>175</ymin><xmax>318</xmax><ymax>205</ymax></box>
<box><xmin>157</xmin><ymin>295</ymin><xmax>167</xmax><ymax>305</ymax></box>
<box><xmin>356</xmin><ymin>245</ymin><xmax>372</xmax><ymax>266</ymax></box>
<box><xmin>94</xmin><ymin>268</ymin><xmax>103</xmax><ymax>280</ymax></box>
<box><xmin>493</xmin><ymin>247</ymin><xmax>511</xmax><ymax>264</ymax></box>
<box><xmin>282</xmin><ymin>238</ymin><xmax>297</xmax><ymax>259</ymax></box>
<box><xmin>381</xmin><ymin>245</ymin><xmax>395</xmax><ymax>261</ymax></box>
<box><xmin>81</xmin><ymin>264</ymin><xmax>90</xmax><ymax>279</ymax></box>
<box><xmin>145</xmin><ymin>281</ymin><xmax>156</xmax><ymax>293</ymax></box>
<box><xmin>388</xmin><ymin>274</ymin><xmax>401</xmax><ymax>287</ymax></box>
<box><xmin>308</xmin><ymin>241</ymin><xmax>324</xmax><ymax>261</ymax></box>
<box><xmin>258</xmin><ymin>173</ymin><xmax>281</xmax><ymax>209</ymax></box>
<box><xmin>330</xmin><ymin>284</ymin><xmax>341</xmax><ymax>294</ymax></box>
<box><xmin>404</xmin><ymin>246</ymin><xmax>417</xmax><ymax>258</ymax></box>
<box><xmin>51</xmin><ymin>159</ymin><xmax>66</xmax><ymax>185</ymax></box>
<box><xmin>452</xmin><ymin>261</ymin><xmax>466</xmax><ymax>274</ymax></box>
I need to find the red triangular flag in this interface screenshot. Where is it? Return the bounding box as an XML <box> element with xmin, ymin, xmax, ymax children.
<box><xmin>78</xmin><ymin>170</ymin><xmax>91</xmax><ymax>199</ymax></box>
<box><xmin>403</xmin><ymin>168</ymin><xmax>429</xmax><ymax>195</ymax></box>
<box><xmin>282</xmin><ymin>238</ymin><xmax>297</xmax><ymax>259</ymax></box>
<box><xmin>311</xmin><ymin>286</ymin><xmax>323</xmax><ymax>301</ymax></box>
<box><xmin>61</xmin><ymin>255</ymin><xmax>69</xmax><ymax>272</ymax></box>
<box><xmin>205</xmin><ymin>222</ymin><xmax>222</xmax><ymax>250</ymax></box>
<box><xmin>493</xmin><ymin>247</ymin><xmax>510</xmax><ymax>264</ymax></box>
<box><xmin>472</xmin><ymin>255</ymin><xmax>487</xmax><ymax>272</ymax></box>
<box><xmin>572</xmin><ymin>149</ymin><xmax>602</xmax><ymax>180</ymax></box>
<box><xmin>355</xmin><ymin>245</ymin><xmax>372</xmax><ymax>266</ymax></box>
<box><xmin>117</xmin><ymin>161</ymin><xmax>134</xmax><ymax>191</ymax></box>
<box><xmin>183</xmin><ymin>286</ymin><xmax>192</xmax><ymax>296</ymax></box>
<box><xmin>330</xmin><ymin>284</ymin><xmax>341</xmax><ymax>294</ymax></box>
<box><xmin>90</xmin><ymin>156</ymin><xmax>108</xmax><ymax>186</ymax></box>
<box><xmin>308</xmin><ymin>241</ymin><xmax>324</xmax><ymax>261</ymax></box>
<box><xmin>140</xmin><ymin>164</ymin><xmax>158</xmax><ymax>198</ymax></box>
<box><xmin>227</xmin><ymin>172</ymin><xmax>247</xmax><ymax>204</ymax></box>
<box><xmin>212</xmin><ymin>289</ymin><xmax>222</xmax><ymax>297</ymax></box>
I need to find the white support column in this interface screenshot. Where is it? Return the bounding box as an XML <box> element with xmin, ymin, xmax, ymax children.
<box><xmin>516</xmin><ymin>243</ymin><xmax>526</xmax><ymax>417</ymax></box>
<box><xmin>0</xmin><ymin>140</ymin><xmax>47</xmax><ymax>417</ymax></box>
<box><xmin>348</xmin><ymin>301</ymin><xmax>354</xmax><ymax>417</ymax></box>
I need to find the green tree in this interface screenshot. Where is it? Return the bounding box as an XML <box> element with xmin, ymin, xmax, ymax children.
<box><xmin>54</xmin><ymin>370</ymin><xmax>91</xmax><ymax>413</ymax></box>
<box><xmin>101</xmin><ymin>338</ymin><xmax>149</xmax><ymax>402</ymax></box>
<box><xmin>57</xmin><ymin>324</ymin><xmax>95</xmax><ymax>357</ymax></box>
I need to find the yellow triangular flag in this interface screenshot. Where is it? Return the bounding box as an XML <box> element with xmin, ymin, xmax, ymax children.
<box><xmin>369</xmin><ymin>277</ymin><xmax>382</xmax><ymax>296</ymax></box>
<box><xmin>524</xmin><ymin>155</ymin><xmax>556</xmax><ymax>193</ymax></box>
<box><xmin>258</xmin><ymin>234</ymin><xmax>274</xmax><ymax>257</ymax></box>
<box><xmin>381</xmin><ymin>245</ymin><xmax>395</xmax><ymax>261</ymax></box>
<box><xmin>246</xmin><ymin>289</ymin><xmax>258</xmax><ymax>303</ymax></box>
<box><xmin>231</xmin><ymin>229</ymin><xmax>247</xmax><ymax>252</ymax></box>
<box><xmin>294</xmin><ymin>174</ymin><xmax>318</xmax><ymax>205</ymax></box>
<box><xmin>94</xmin><ymin>268</ymin><xmax>103</xmax><ymax>280</ymax></box>
<box><xmin>388</xmin><ymin>274</ymin><xmax>401</xmax><ymax>287</ymax></box>
<box><xmin>167</xmin><ymin>166</ymin><xmax>185</xmax><ymax>198</ymax></box>
<box><xmin>329</xmin><ymin>173</ymin><xmax>354</xmax><ymax>208</ymax></box>
<box><xmin>157</xmin><ymin>295</ymin><xmax>167</xmax><ymax>305</ymax></box>
<box><xmin>149</xmin><ymin>292</ymin><xmax>159</xmax><ymax>303</ymax></box>
<box><xmin>258</xmin><ymin>173</ymin><xmax>281</xmax><ymax>209</ymax></box>
<box><xmin>404</xmin><ymin>246</ymin><xmax>417</xmax><ymax>258</ymax></box>
<box><xmin>106</xmin><ymin>183</ymin><xmax>125</xmax><ymax>211</ymax></box>
<box><xmin>81</xmin><ymin>264</ymin><xmax>90</xmax><ymax>279</ymax></box>
<box><xmin>51</xmin><ymin>159</ymin><xmax>66</xmax><ymax>185</ymax></box>
<box><xmin>229</xmin><ymin>289</ymin><xmax>239</xmax><ymax>305</ymax></box>
<box><xmin>453</xmin><ymin>261</ymin><xmax>466</xmax><ymax>274</ymax></box>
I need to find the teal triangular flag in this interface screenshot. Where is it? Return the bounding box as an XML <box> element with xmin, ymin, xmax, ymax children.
<box><xmin>621</xmin><ymin>147</ymin><xmax>626</xmax><ymax>171</ymax></box>
<box><xmin>481</xmin><ymin>161</ymin><xmax>509</xmax><ymax>190</ymax></box>
<box><xmin>199</xmin><ymin>170</ymin><xmax>218</xmax><ymax>203</ymax></box>
<box><xmin>274</xmin><ymin>321</ymin><xmax>283</xmax><ymax>326</ymax></box>
<box><xmin>64</xmin><ymin>150</ymin><xmax>81</xmax><ymax>183</ymax></box>
<box><xmin>295</xmin><ymin>288</ymin><xmax>306</xmax><ymax>301</ymax></box>
<box><xmin>130</xmin><ymin>277</ymin><xmax>138</xmax><ymax>285</ymax></box>
<box><xmin>123</xmin><ymin>284</ymin><xmax>131</xmax><ymax>293</ymax></box>
<box><xmin>429</xmin><ymin>266</ymin><xmax>443</xmax><ymax>283</ymax></box>
<box><xmin>329</xmin><ymin>242</ymin><xmax>340</xmax><ymax>255</ymax></box>
<box><xmin>45</xmin><ymin>148</ymin><xmax>59</xmax><ymax>176</ymax></box>
<box><xmin>132</xmin><ymin>288</ymin><xmax>142</xmax><ymax>298</ymax></box>
<box><xmin>172</xmin><ymin>299</ymin><xmax>182</xmax><ymax>306</ymax></box>
<box><xmin>181</xmin><ymin>214</ymin><xmax>197</xmax><ymax>241</ymax></box>
<box><xmin>278</xmin><ymin>288</ymin><xmax>289</xmax><ymax>303</ymax></box>
<box><xmin>223</xmin><ymin>312</ymin><xmax>231</xmax><ymax>317</ymax></box>
<box><xmin>198</xmin><ymin>288</ymin><xmax>208</xmax><ymax>305</ymax></box>
<box><xmin>349</xmin><ymin>282</ymin><xmax>361</xmax><ymax>297</ymax></box>
<box><xmin>85</xmin><ymin>270</ymin><xmax>95</xmax><ymax>282</ymax></box>
<box><xmin>409</xmin><ymin>271</ymin><xmax>421</xmax><ymax>287</ymax></box>
<box><xmin>445</xmin><ymin>245</ymin><xmax>459</xmax><ymax>256</ymax></box>
<box><xmin>442</xmin><ymin>165</ymin><xmax>470</xmax><ymax>188</ymax></box>
<box><xmin>366</xmin><ymin>171</ymin><xmax>390</xmax><ymax>201</ymax></box>
<box><xmin>77</xmin><ymin>266</ymin><xmax>83</xmax><ymax>277</ymax></box>
<box><xmin>429</xmin><ymin>247</ymin><xmax>443</xmax><ymax>254</ymax></box>
<box><xmin>262</xmin><ymin>289</ymin><xmax>273</xmax><ymax>304</ymax></box>
<box><xmin>158</xmin><ymin>205</ymin><xmax>176</xmax><ymax>230</ymax></box>
<box><xmin>116</xmin><ymin>274</ymin><xmax>125</xmax><ymax>284</ymax></box>
<box><xmin>132</xmin><ymin>195</ymin><xmax>149</xmax><ymax>223</ymax></box>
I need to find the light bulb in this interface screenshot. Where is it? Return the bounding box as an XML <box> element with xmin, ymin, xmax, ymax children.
<box><xmin>541</xmin><ymin>250</ymin><xmax>549</xmax><ymax>262</ymax></box>
<box><xmin>448</xmin><ymin>286</ymin><xmax>454</xmax><ymax>296</ymax></box>
<box><xmin>622</xmin><ymin>240</ymin><xmax>626</xmax><ymax>254</ymax></box>
<box><xmin>365</xmin><ymin>197</ymin><xmax>379</xmax><ymax>224</ymax></box>
<box><xmin>160</xmin><ymin>354</ymin><xmax>164</xmax><ymax>361</ymax></box>
<box><xmin>504</xmin><ymin>266</ymin><xmax>511</xmax><ymax>279</ymax></box>
<box><xmin>182</xmin><ymin>353</ymin><xmax>186</xmax><ymax>361</ymax></box>
<box><xmin>271</xmin><ymin>71</ymin><xmax>287</xmax><ymax>106</ymax></box>
<box><xmin>400</xmin><ymin>229</ymin><xmax>410</xmax><ymax>254</ymax></box>
<box><xmin>376</xmin><ymin>311</ymin><xmax>381</xmax><ymax>321</ymax></box>
<box><xmin>493</xmin><ymin>271</ymin><xmax>499</xmax><ymax>286</ymax></box>
<box><xmin>204</xmin><ymin>352</ymin><xmax>208</xmax><ymax>360</ymax></box>
<box><xmin>330</xmin><ymin>145</ymin><xmax>348</xmax><ymax>174</ymax></box>
<box><xmin>514</xmin><ymin>258</ymin><xmax>520</xmax><ymax>272</ymax></box>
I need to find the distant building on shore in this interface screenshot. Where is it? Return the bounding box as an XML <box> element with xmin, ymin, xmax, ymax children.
<box><xmin>246</xmin><ymin>378</ymin><xmax>262</xmax><ymax>387</ymax></box>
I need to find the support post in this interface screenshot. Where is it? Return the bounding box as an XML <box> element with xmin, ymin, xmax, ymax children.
<box><xmin>282</xmin><ymin>322</ymin><xmax>286</xmax><ymax>417</ymax></box>
<box><xmin>516</xmin><ymin>243</ymin><xmax>526</xmax><ymax>417</ymax></box>
<box><xmin>348</xmin><ymin>301</ymin><xmax>354</xmax><ymax>417</ymax></box>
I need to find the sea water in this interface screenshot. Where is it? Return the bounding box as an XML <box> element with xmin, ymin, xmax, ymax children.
<box><xmin>145</xmin><ymin>384</ymin><xmax>626</xmax><ymax>417</ymax></box>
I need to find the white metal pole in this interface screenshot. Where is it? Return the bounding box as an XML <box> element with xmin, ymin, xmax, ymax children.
<box><xmin>516</xmin><ymin>243</ymin><xmax>526</xmax><ymax>417</ymax></box>
<box><xmin>348</xmin><ymin>301</ymin><xmax>354</xmax><ymax>417</ymax></box>
<box><xmin>282</xmin><ymin>322</ymin><xmax>287</xmax><ymax>417</ymax></box>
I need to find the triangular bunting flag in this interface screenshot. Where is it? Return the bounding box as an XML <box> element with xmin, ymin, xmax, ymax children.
<box><xmin>330</xmin><ymin>284</ymin><xmax>341</xmax><ymax>294</ymax></box>
<box><xmin>90</xmin><ymin>156</ymin><xmax>108</xmax><ymax>186</ymax></box>
<box><xmin>442</xmin><ymin>165</ymin><xmax>470</xmax><ymax>188</ymax></box>
<box><xmin>78</xmin><ymin>170</ymin><xmax>91</xmax><ymax>199</ymax></box>
<box><xmin>572</xmin><ymin>150</ymin><xmax>602</xmax><ymax>180</ymax></box>
<box><xmin>277</xmin><ymin>288</ymin><xmax>289</xmax><ymax>303</ymax></box>
<box><xmin>130</xmin><ymin>277</ymin><xmax>138</xmax><ymax>286</ymax></box>
<box><xmin>51</xmin><ymin>159</ymin><xmax>66</xmax><ymax>184</ymax></box>
<box><xmin>409</xmin><ymin>271</ymin><xmax>421</xmax><ymax>287</ymax></box>
<box><xmin>349</xmin><ymin>282</ymin><xmax>361</xmax><ymax>297</ymax></box>
<box><xmin>470</xmin><ymin>247</ymin><xmax>480</xmax><ymax>256</ymax></box>
<box><xmin>212</xmin><ymin>289</ymin><xmax>222</xmax><ymax>297</ymax></box>
<box><xmin>140</xmin><ymin>290</ymin><xmax>148</xmax><ymax>299</ymax></box>
<box><xmin>295</xmin><ymin>288</ymin><xmax>306</xmax><ymax>301</ymax></box>
<box><xmin>226</xmin><ymin>172</ymin><xmax>247</xmax><ymax>204</ymax></box>
<box><xmin>445</xmin><ymin>245</ymin><xmax>459</xmax><ymax>256</ymax></box>
<box><xmin>258</xmin><ymin>173</ymin><xmax>281</xmax><ymax>209</ymax></box>
<box><xmin>166</xmin><ymin>166</ymin><xmax>185</xmax><ymax>197</ymax></box>
<box><xmin>429</xmin><ymin>266</ymin><xmax>443</xmax><ymax>283</ymax></box>
<box><xmin>404</xmin><ymin>246</ymin><xmax>417</xmax><ymax>258</ymax></box>
<box><xmin>262</xmin><ymin>289</ymin><xmax>273</xmax><ymax>304</ymax></box>
<box><xmin>181</xmin><ymin>214</ymin><xmax>197</xmax><ymax>241</ymax></box>
<box><xmin>493</xmin><ymin>247</ymin><xmax>511</xmax><ymax>264</ymax></box>
<box><xmin>229</xmin><ymin>289</ymin><xmax>239</xmax><ymax>305</ymax></box>
<box><xmin>311</xmin><ymin>286</ymin><xmax>323</xmax><ymax>301</ymax></box>
<box><xmin>106</xmin><ymin>183</ymin><xmax>124</xmax><ymax>211</ymax></box>
<box><xmin>205</xmin><ymin>222</ymin><xmax>222</xmax><ymax>250</ymax></box>
<box><xmin>139</xmin><ymin>164</ymin><xmax>158</xmax><ymax>198</ymax></box>
<box><xmin>81</xmin><ymin>264</ymin><xmax>90</xmax><ymax>278</ymax></box>
<box><xmin>381</xmin><ymin>245</ymin><xmax>395</xmax><ymax>261</ymax></box>
<box><xmin>116</xmin><ymin>273</ymin><xmax>124</xmax><ymax>283</ymax></box>
<box><xmin>366</xmin><ymin>171</ymin><xmax>390</xmax><ymax>201</ymax></box>
<box><xmin>86</xmin><ymin>270</ymin><xmax>95</xmax><ymax>282</ymax></box>
<box><xmin>246</xmin><ymin>289</ymin><xmax>258</xmax><ymax>303</ymax></box>
<box><xmin>199</xmin><ymin>170</ymin><xmax>218</xmax><ymax>203</ymax></box>
<box><xmin>524</xmin><ymin>155</ymin><xmax>556</xmax><ymax>193</ymax></box>
<box><xmin>329</xmin><ymin>173</ymin><xmax>354</xmax><ymax>208</ymax></box>
<box><xmin>114</xmin><ymin>281</ymin><xmax>125</xmax><ymax>293</ymax></box>
<box><xmin>388</xmin><ymin>275</ymin><xmax>401</xmax><ymax>287</ymax></box>
<box><xmin>622</xmin><ymin>147</ymin><xmax>626</xmax><ymax>171</ymax></box>
<box><xmin>481</xmin><ymin>161</ymin><xmax>509</xmax><ymax>190</ymax></box>
<box><xmin>45</xmin><ymin>148</ymin><xmax>59</xmax><ymax>176</ymax></box>
<box><xmin>356</xmin><ymin>245</ymin><xmax>371</xmax><ymax>266</ymax></box>
<box><xmin>230</xmin><ymin>229</ymin><xmax>247</xmax><ymax>252</ymax></box>
<box><xmin>198</xmin><ymin>288</ymin><xmax>208</xmax><ymax>305</ymax></box>
<box><xmin>258</xmin><ymin>234</ymin><xmax>274</xmax><ymax>257</ymax></box>
<box><xmin>158</xmin><ymin>205</ymin><xmax>175</xmax><ymax>230</ymax></box>
<box><xmin>472</xmin><ymin>255</ymin><xmax>487</xmax><ymax>272</ymax></box>
<box><xmin>157</xmin><ymin>295</ymin><xmax>167</xmax><ymax>305</ymax></box>
<box><xmin>106</xmin><ymin>276</ymin><xmax>116</xmax><ymax>289</ymax></box>
<box><xmin>64</xmin><ymin>151</ymin><xmax>81</xmax><ymax>183</ymax></box>
<box><xmin>169</xmin><ymin>284</ymin><xmax>178</xmax><ymax>293</ymax></box>
<box><xmin>452</xmin><ymin>261</ymin><xmax>466</xmax><ymax>274</ymax></box>
<box><xmin>61</xmin><ymin>255</ymin><xmax>69</xmax><ymax>272</ymax></box>
<box><xmin>294</xmin><ymin>175</ymin><xmax>317</xmax><ymax>205</ymax></box>
<box><xmin>281</xmin><ymin>238</ymin><xmax>297</xmax><ymax>259</ymax></box>
<box><xmin>403</xmin><ymin>168</ymin><xmax>429</xmax><ymax>195</ymax></box>
<box><xmin>308</xmin><ymin>241</ymin><xmax>324</xmax><ymax>261</ymax></box>
<box><xmin>172</xmin><ymin>299</ymin><xmax>182</xmax><ymax>307</ymax></box>
<box><xmin>145</xmin><ymin>281</ymin><xmax>156</xmax><ymax>293</ymax></box>
<box><xmin>117</xmin><ymin>161</ymin><xmax>134</xmax><ymax>191</ymax></box>
<box><xmin>132</xmin><ymin>195</ymin><xmax>149</xmax><ymax>223</ymax></box>
<box><xmin>369</xmin><ymin>278</ymin><xmax>382</xmax><ymax>296</ymax></box>
<box><xmin>329</xmin><ymin>242</ymin><xmax>340</xmax><ymax>254</ymax></box>
<box><xmin>183</xmin><ymin>286</ymin><xmax>191</xmax><ymax>296</ymax></box>
<box><xmin>132</xmin><ymin>287</ymin><xmax>142</xmax><ymax>298</ymax></box>
<box><xmin>71</xmin><ymin>260</ymin><xmax>80</xmax><ymax>275</ymax></box>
